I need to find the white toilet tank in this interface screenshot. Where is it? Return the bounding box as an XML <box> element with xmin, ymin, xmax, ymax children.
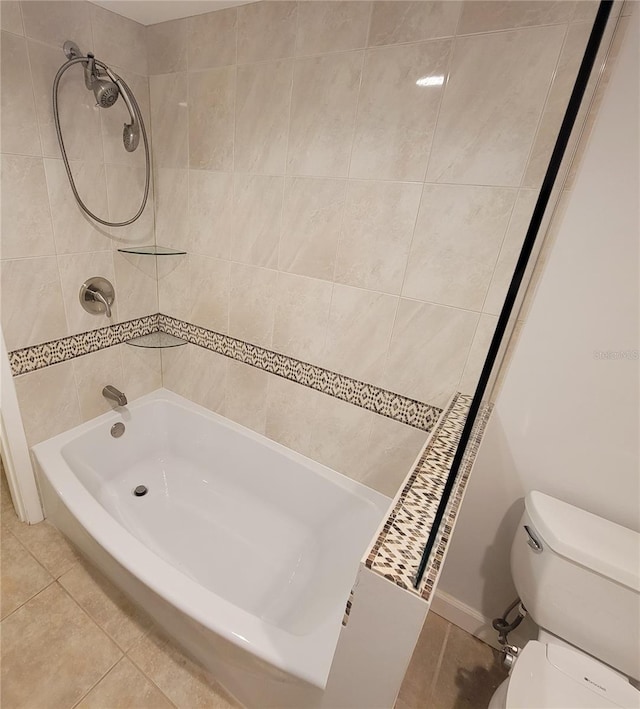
<box><xmin>511</xmin><ymin>492</ymin><xmax>640</xmax><ymax>681</ymax></box>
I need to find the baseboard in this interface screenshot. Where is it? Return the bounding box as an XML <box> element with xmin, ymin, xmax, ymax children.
<box><xmin>430</xmin><ymin>590</ymin><xmax>531</xmax><ymax>651</ymax></box>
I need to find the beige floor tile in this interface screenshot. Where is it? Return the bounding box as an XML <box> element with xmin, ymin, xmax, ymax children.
<box><xmin>429</xmin><ymin>623</ymin><xmax>507</xmax><ymax>708</ymax></box>
<box><xmin>397</xmin><ymin>611</ymin><xmax>450</xmax><ymax>707</ymax></box>
<box><xmin>59</xmin><ymin>561</ymin><xmax>153</xmax><ymax>652</ymax></box>
<box><xmin>76</xmin><ymin>657</ymin><xmax>174</xmax><ymax>709</ymax></box>
<box><xmin>0</xmin><ymin>583</ymin><xmax>122</xmax><ymax>709</ymax></box>
<box><xmin>0</xmin><ymin>528</ymin><xmax>52</xmax><ymax>620</ymax></box>
<box><xmin>3</xmin><ymin>517</ymin><xmax>81</xmax><ymax>578</ymax></box>
<box><xmin>128</xmin><ymin>627</ymin><xmax>240</xmax><ymax>708</ymax></box>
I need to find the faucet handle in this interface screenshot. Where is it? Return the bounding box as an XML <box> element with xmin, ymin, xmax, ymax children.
<box><xmin>79</xmin><ymin>277</ymin><xmax>115</xmax><ymax>318</ymax></box>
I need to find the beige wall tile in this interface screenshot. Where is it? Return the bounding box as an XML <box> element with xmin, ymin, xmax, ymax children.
<box><xmin>21</xmin><ymin>0</ymin><xmax>92</xmax><ymax>49</ymax></box>
<box><xmin>273</xmin><ymin>272</ymin><xmax>333</xmax><ymax>364</ymax></box>
<box><xmin>189</xmin><ymin>255</ymin><xmax>230</xmax><ymax>333</ymax></box>
<box><xmin>189</xmin><ymin>170</ymin><xmax>233</xmax><ymax>259</ymax></box>
<box><xmin>120</xmin><ymin>344</ymin><xmax>162</xmax><ymax>401</ymax></box>
<box><xmin>1</xmin><ymin>155</ymin><xmax>55</xmax><ymax>259</ymax></box>
<box><xmin>458</xmin><ymin>0</ymin><xmax>575</xmax><ymax>35</ymax></box>
<box><xmin>237</xmin><ymin>1</ymin><xmax>297</xmax><ymax>64</ymax></box>
<box><xmin>14</xmin><ymin>362</ymin><xmax>81</xmax><ymax>445</ymax></box>
<box><xmin>224</xmin><ymin>360</ymin><xmax>269</xmax><ymax>434</ymax></box>
<box><xmin>160</xmin><ymin>344</ymin><xmax>191</xmax><ymax>398</ymax></box>
<box><xmin>58</xmin><ymin>251</ymin><xmax>117</xmax><ymax>333</ymax></box>
<box><xmin>113</xmin><ymin>252</ymin><xmax>158</xmax><ymax>321</ymax></box>
<box><xmin>59</xmin><ymin>563</ymin><xmax>152</xmax><ymax>651</ymax></box>
<box><xmin>459</xmin><ymin>313</ymin><xmax>498</xmax><ymax>395</ymax></box>
<box><xmin>147</xmin><ymin>18</ymin><xmax>187</xmax><ymax>75</ymax></box>
<box><xmin>287</xmin><ymin>51</ymin><xmax>362</xmax><ymax>177</ymax></box>
<box><xmin>128</xmin><ymin>627</ymin><xmax>237</xmax><ymax>708</ymax></box>
<box><xmin>1</xmin><ymin>530</ymin><xmax>52</xmax><ymax>620</ymax></box>
<box><xmin>188</xmin><ymin>66</ymin><xmax>235</xmax><ymax>171</ymax></box>
<box><xmin>187</xmin><ymin>8</ymin><xmax>236</xmax><ymax>71</ymax></box>
<box><xmin>154</xmin><ymin>168</ymin><xmax>189</xmax><ymax>252</ymax></box>
<box><xmin>350</xmin><ymin>39</ymin><xmax>451</xmax><ymax>181</ymax></box>
<box><xmin>383</xmin><ymin>299</ymin><xmax>478</xmax><ymax>407</ymax></box>
<box><xmin>105</xmin><ymin>164</ymin><xmax>154</xmax><ymax>246</ymax></box>
<box><xmin>368</xmin><ymin>1</ymin><xmax>462</xmax><ymax>46</ymax></box>
<box><xmin>323</xmin><ymin>284</ymin><xmax>397</xmax><ymax>385</ymax></box>
<box><xmin>265</xmin><ymin>375</ymin><xmax>322</xmax><ymax>456</ymax></box>
<box><xmin>235</xmin><ymin>59</ymin><xmax>293</xmax><ymax>175</ymax></box>
<box><xmin>77</xmin><ymin>657</ymin><xmax>173</xmax><ymax>709</ymax></box>
<box><xmin>1</xmin><ymin>256</ymin><xmax>67</xmax><ymax>350</ymax></box>
<box><xmin>28</xmin><ymin>39</ymin><xmax>104</xmax><ymax>161</ymax></box>
<box><xmin>403</xmin><ymin>184</ymin><xmax>517</xmax><ymax>311</ymax></box>
<box><xmin>229</xmin><ymin>263</ymin><xmax>277</xmax><ymax>347</ymax></box>
<box><xmin>360</xmin><ymin>416</ymin><xmax>427</xmax><ymax>497</ymax></box>
<box><xmin>0</xmin><ymin>2</ymin><xmax>23</xmax><ymax>35</ymax></box>
<box><xmin>72</xmin><ymin>347</ymin><xmax>125</xmax><ymax>421</ymax></box>
<box><xmin>572</xmin><ymin>0</ymin><xmax>599</xmax><ymax>22</ymax></box>
<box><xmin>184</xmin><ymin>345</ymin><xmax>227</xmax><ymax>413</ymax></box>
<box><xmin>522</xmin><ymin>21</ymin><xmax>592</xmax><ymax>188</ymax></box>
<box><xmin>157</xmin><ymin>256</ymin><xmax>189</xmax><ymax>321</ymax></box>
<box><xmin>231</xmin><ymin>174</ymin><xmax>283</xmax><ymax>268</ymax></box>
<box><xmin>44</xmin><ymin>158</ymin><xmax>111</xmax><ymax>254</ymax></box>
<box><xmin>306</xmin><ymin>393</ymin><xmax>375</xmax><ymax>479</ymax></box>
<box><xmin>0</xmin><ymin>583</ymin><xmax>121</xmax><ymax>709</ymax></box>
<box><xmin>295</xmin><ymin>1</ymin><xmax>372</xmax><ymax>56</ymax></box>
<box><xmin>279</xmin><ymin>176</ymin><xmax>346</xmax><ymax>280</ymax></box>
<box><xmin>335</xmin><ymin>180</ymin><xmax>422</xmax><ymax>294</ymax></box>
<box><xmin>1</xmin><ymin>31</ymin><xmax>40</xmax><ymax>155</ymax></box>
<box><xmin>483</xmin><ymin>189</ymin><xmax>538</xmax><ymax>316</ymax></box>
<box><xmin>89</xmin><ymin>3</ymin><xmax>147</xmax><ymax>75</ymax></box>
<box><xmin>149</xmin><ymin>72</ymin><xmax>188</xmax><ymax>168</ymax></box>
<box><xmin>426</xmin><ymin>25</ymin><xmax>566</xmax><ymax>186</ymax></box>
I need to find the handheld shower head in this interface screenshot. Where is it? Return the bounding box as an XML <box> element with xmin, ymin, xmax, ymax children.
<box><xmin>122</xmin><ymin>122</ymin><xmax>140</xmax><ymax>152</ymax></box>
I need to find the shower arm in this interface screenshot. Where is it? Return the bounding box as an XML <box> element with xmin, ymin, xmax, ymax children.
<box><xmin>52</xmin><ymin>54</ymin><xmax>150</xmax><ymax>228</ymax></box>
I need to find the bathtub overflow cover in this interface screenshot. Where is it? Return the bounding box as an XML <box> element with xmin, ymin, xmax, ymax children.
<box><xmin>111</xmin><ymin>422</ymin><xmax>125</xmax><ymax>438</ymax></box>
<box><xmin>133</xmin><ymin>485</ymin><xmax>148</xmax><ymax>497</ymax></box>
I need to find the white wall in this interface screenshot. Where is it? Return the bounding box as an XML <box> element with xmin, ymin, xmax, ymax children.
<box><xmin>437</xmin><ymin>10</ymin><xmax>639</xmax><ymax>625</ymax></box>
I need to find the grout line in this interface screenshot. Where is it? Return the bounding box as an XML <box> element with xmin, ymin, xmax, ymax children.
<box><xmin>428</xmin><ymin>620</ymin><xmax>452</xmax><ymax>702</ymax></box>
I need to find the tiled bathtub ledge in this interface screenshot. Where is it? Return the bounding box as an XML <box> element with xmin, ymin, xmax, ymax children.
<box><xmin>8</xmin><ymin>314</ymin><xmax>442</xmax><ymax>433</ymax></box>
<box><xmin>366</xmin><ymin>392</ymin><xmax>492</xmax><ymax>601</ymax></box>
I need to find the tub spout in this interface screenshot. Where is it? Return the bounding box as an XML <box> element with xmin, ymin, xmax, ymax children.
<box><xmin>103</xmin><ymin>385</ymin><xmax>127</xmax><ymax>407</ymax></box>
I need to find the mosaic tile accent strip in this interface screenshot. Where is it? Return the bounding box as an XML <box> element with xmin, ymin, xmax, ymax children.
<box><xmin>8</xmin><ymin>312</ymin><xmax>441</xmax><ymax>432</ymax></box>
<box><xmin>342</xmin><ymin>589</ymin><xmax>355</xmax><ymax>627</ymax></box>
<box><xmin>8</xmin><ymin>315</ymin><xmax>159</xmax><ymax>376</ymax></box>
<box><xmin>158</xmin><ymin>314</ymin><xmax>442</xmax><ymax>432</ymax></box>
<box><xmin>365</xmin><ymin>393</ymin><xmax>493</xmax><ymax>601</ymax></box>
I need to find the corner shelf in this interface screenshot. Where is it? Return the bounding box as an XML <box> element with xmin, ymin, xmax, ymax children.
<box><xmin>126</xmin><ymin>332</ymin><xmax>187</xmax><ymax>349</ymax></box>
<box><xmin>117</xmin><ymin>245</ymin><xmax>187</xmax><ymax>256</ymax></box>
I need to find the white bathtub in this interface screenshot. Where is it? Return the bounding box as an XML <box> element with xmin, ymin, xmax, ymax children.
<box><xmin>33</xmin><ymin>389</ymin><xmax>390</xmax><ymax>705</ymax></box>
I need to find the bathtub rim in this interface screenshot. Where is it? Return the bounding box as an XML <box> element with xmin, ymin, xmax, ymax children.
<box><xmin>32</xmin><ymin>388</ymin><xmax>391</xmax><ymax>689</ymax></box>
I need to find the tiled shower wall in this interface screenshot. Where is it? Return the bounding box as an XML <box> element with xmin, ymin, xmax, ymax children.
<box><xmin>0</xmin><ymin>1</ymin><xmax>160</xmax><ymax>446</ymax></box>
<box><xmin>149</xmin><ymin>1</ymin><xmax>595</xmax><ymax>492</ymax></box>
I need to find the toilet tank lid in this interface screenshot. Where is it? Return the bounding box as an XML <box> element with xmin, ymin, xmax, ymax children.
<box><xmin>525</xmin><ymin>492</ymin><xmax>640</xmax><ymax>593</ymax></box>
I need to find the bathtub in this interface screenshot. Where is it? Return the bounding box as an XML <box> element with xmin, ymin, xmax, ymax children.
<box><xmin>33</xmin><ymin>388</ymin><xmax>390</xmax><ymax>706</ymax></box>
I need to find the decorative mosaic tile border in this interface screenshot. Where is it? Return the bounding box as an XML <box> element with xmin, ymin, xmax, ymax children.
<box><xmin>8</xmin><ymin>313</ymin><xmax>442</xmax><ymax>432</ymax></box>
<box><xmin>365</xmin><ymin>393</ymin><xmax>492</xmax><ymax>601</ymax></box>
<box><xmin>8</xmin><ymin>315</ymin><xmax>159</xmax><ymax>376</ymax></box>
<box><xmin>158</xmin><ymin>314</ymin><xmax>442</xmax><ymax>432</ymax></box>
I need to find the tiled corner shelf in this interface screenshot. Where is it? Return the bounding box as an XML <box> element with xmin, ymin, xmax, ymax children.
<box><xmin>117</xmin><ymin>245</ymin><xmax>187</xmax><ymax>256</ymax></box>
<box><xmin>126</xmin><ymin>332</ymin><xmax>187</xmax><ymax>348</ymax></box>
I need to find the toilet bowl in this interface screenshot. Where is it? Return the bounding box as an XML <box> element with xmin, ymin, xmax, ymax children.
<box><xmin>488</xmin><ymin>492</ymin><xmax>640</xmax><ymax>708</ymax></box>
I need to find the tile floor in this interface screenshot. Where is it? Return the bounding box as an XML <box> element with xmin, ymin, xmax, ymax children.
<box><xmin>1</xmin><ymin>466</ymin><xmax>506</xmax><ymax>708</ymax></box>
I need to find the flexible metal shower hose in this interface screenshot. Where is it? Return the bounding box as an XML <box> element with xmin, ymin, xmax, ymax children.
<box><xmin>52</xmin><ymin>56</ymin><xmax>151</xmax><ymax>227</ymax></box>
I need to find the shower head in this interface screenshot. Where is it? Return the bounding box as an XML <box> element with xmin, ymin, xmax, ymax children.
<box><xmin>93</xmin><ymin>77</ymin><xmax>120</xmax><ymax>108</ymax></box>
<box><xmin>84</xmin><ymin>53</ymin><xmax>119</xmax><ymax>108</ymax></box>
<box><xmin>122</xmin><ymin>122</ymin><xmax>140</xmax><ymax>152</ymax></box>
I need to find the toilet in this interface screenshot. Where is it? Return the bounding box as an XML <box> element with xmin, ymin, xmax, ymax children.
<box><xmin>488</xmin><ymin>491</ymin><xmax>640</xmax><ymax>708</ymax></box>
